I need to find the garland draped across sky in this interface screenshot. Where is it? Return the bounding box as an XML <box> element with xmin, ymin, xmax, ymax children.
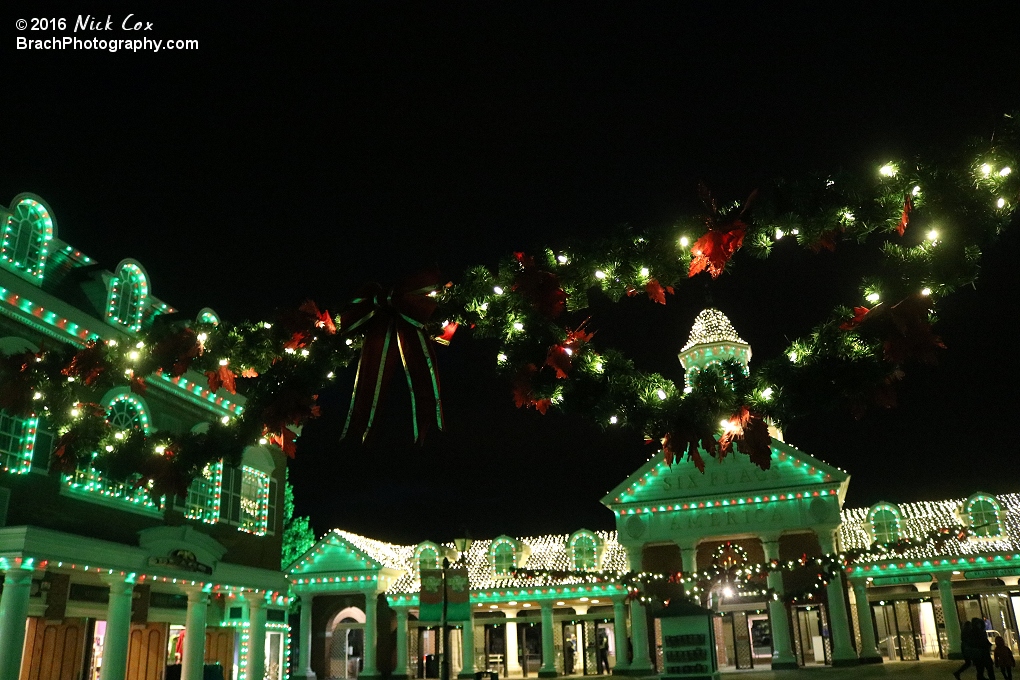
<box><xmin>2</xmin><ymin>116</ymin><xmax>1017</xmax><ymax>498</ymax></box>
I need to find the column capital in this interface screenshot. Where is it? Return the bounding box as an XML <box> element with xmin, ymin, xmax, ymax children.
<box><xmin>1</xmin><ymin>568</ymin><xmax>35</xmax><ymax>586</ymax></box>
<box><xmin>503</xmin><ymin>608</ymin><xmax>519</xmax><ymax>618</ymax></box>
<box><xmin>540</xmin><ymin>600</ymin><xmax>554</xmax><ymax>611</ymax></box>
<box><xmin>814</xmin><ymin>527</ymin><xmax>840</xmax><ymax>555</ymax></box>
<box><xmin>100</xmin><ymin>572</ymin><xmax>136</xmax><ymax>593</ymax></box>
<box><xmin>760</xmin><ymin>536</ymin><xmax>781</xmax><ymax>561</ymax></box>
<box><xmin>181</xmin><ymin>584</ymin><xmax>212</xmax><ymax>602</ymax></box>
<box><xmin>243</xmin><ymin>590</ymin><xmax>266</xmax><ymax>608</ymax></box>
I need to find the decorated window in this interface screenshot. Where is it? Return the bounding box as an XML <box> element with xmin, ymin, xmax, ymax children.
<box><xmin>106</xmin><ymin>393</ymin><xmax>150</xmax><ymax>434</ymax></box>
<box><xmin>1</xmin><ymin>197</ymin><xmax>54</xmax><ymax>282</ymax></box>
<box><xmin>965</xmin><ymin>494</ymin><xmax>1002</xmax><ymax>539</ymax></box>
<box><xmin>416</xmin><ymin>543</ymin><xmax>441</xmax><ymax>573</ymax></box>
<box><xmin>868</xmin><ymin>503</ymin><xmax>901</xmax><ymax>545</ymax></box>
<box><xmin>568</xmin><ymin>530</ymin><xmax>601</xmax><ymax>571</ymax></box>
<box><xmin>490</xmin><ymin>537</ymin><xmax>518</xmax><ymax>577</ymax></box>
<box><xmin>183</xmin><ymin>461</ymin><xmax>223</xmax><ymax>523</ymax></box>
<box><xmin>0</xmin><ymin>411</ymin><xmax>38</xmax><ymax>474</ymax></box>
<box><xmin>106</xmin><ymin>261</ymin><xmax>149</xmax><ymax>332</ymax></box>
<box><xmin>220</xmin><ymin>464</ymin><xmax>271</xmax><ymax>535</ymax></box>
<box><xmin>62</xmin><ymin>391</ymin><xmax>160</xmax><ymax>513</ymax></box>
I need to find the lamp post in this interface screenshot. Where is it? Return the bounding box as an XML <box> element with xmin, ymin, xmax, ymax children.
<box><xmin>442</xmin><ymin>538</ymin><xmax>473</xmax><ymax>680</ymax></box>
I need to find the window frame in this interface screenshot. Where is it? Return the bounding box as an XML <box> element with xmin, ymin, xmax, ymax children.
<box><xmin>867</xmin><ymin>503</ymin><xmax>901</xmax><ymax>546</ymax></box>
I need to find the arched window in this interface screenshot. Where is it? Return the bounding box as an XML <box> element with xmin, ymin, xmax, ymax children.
<box><xmin>490</xmin><ymin>538</ymin><xmax>517</xmax><ymax>577</ymax></box>
<box><xmin>416</xmin><ymin>544</ymin><xmax>440</xmax><ymax>573</ymax></box>
<box><xmin>197</xmin><ymin>308</ymin><xmax>220</xmax><ymax>325</ymax></box>
<box><xmin>965</xmin><ymin>495</ymin><xmax>1002</xmax><ymax>539</ymax></box>
<box><xmin>1</xmin><ymin>196</ymin><xmax>54</xmax><ymax>282</ymax></box>
<box><xmin>868</xmin><ymin>503</ymin><xmax>901</xmax><ymax>545</ymax></box>
<box><xmin>568</xmin><ymin>530</ymin><xmax>601</xmax><ymax>571</ymax></box>
<box><xmin>106</xmin><ymin>261</ymin><xmax>149</xmax><ymax>332</ymax></box>
<box><xmin>105</xmin><ymin>393</ymin><xmax>150</xmax><ymax>434</ymax></box>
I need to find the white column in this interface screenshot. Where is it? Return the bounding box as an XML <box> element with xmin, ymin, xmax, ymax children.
<box><xmin>245</xmin><ymin>592</ymin><xmax>268</xmax><ymax>680</ymax></box>
<box><xmin>539</xmin><ymin>602</ymin><xmax>556</xmax><ymax>676</ymax></box>
<box><xmin>936</xmin><ymin>573</ymin><xmax>963</xmax><ymax>659</ymax></box>
<box><xmin>761</xmin><ymin>539</ymin><xmax>796</xmax><ymax>669</ymax></box>
<box><xmin>182</xmin><ymin>587</ymin><xmax>210</xmax><ymax>680</ymax></box>
<box><xmin>458</xmin><ymin>614</ymin><xmax>476</xmax><ymax>678</ymax></box>
<box><xmin>363</xmin><ymin>590</ymin><xmax>378</xmax><ymax>676</ymax></box>
<box><xmin>849</xmin><ymin>579</ymin><xmax>881</xmax><ymax>662</ymax></box>
<box><xmin>818</xmin><ymin>530</ymin><xmax>859</xmax><ymax>666</ymax></box>
<box><xmin>395</xmin><ymin>607</ymin><xmax>411</xmax><ymax>678</ymax></box>
<box><xmin>0</xmin><ymin>569</ymin><xmax>34</xmax><ymax>680</ymax></box>
<box><xmin>628</xmin><ymin>599</ymin><xmax>652</xmax><ymax>672</ymax></box>
<box><xmin>611</xmin><ymin>598</ymin><xmax>629</xmax><ymax>672</ymax></box>
<box><xmin>678</xmin><ymin>543</ymin><xmax>698</xmax><ymax>573</ymax></box>
<box><xmin>295</xmin><ymin>594</ymin><xmax>317</xmax><ymax>680</ymax></box>
<box><xmin>505</xmin><ymin>608</ymin><xmax>521</xmax><ymax>674</ymax></box>
<box><xmin>99</xmin><ymin>574</ymin><xmax>136</xmax><ymax>680</ymax></box>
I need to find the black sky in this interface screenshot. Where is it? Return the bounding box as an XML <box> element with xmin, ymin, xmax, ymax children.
<box><xmin>5</xmin><ymin>2</ymin><xmax>1020</xmax><ymax>544</ymax></box>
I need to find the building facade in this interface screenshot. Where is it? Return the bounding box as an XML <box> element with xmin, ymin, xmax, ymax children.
<box><xmin>0</xmin><ymin>194</ymin><xmax>291</xmax><ymax>680</ymax></box>
<box><xmin>288</xmin><ymin>310</ymin><xmax>1020</xmax><ymax>678</ymax></box>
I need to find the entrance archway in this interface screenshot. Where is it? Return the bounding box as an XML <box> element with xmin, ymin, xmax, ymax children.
<box><xmin>327</xmin><ymin>607</ymin><xmax>366</xmax><ymax>679</ymax></box>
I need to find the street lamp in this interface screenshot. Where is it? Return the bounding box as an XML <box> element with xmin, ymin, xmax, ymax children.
<box><xmin>441</xmin><ymin>538</ymin><xmax>473</xmax><ymax>680</ymax></box>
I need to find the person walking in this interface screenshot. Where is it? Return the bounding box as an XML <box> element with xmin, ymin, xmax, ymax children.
<box><xmin>994</xmin><ymin>636</ymin><xmax>1015</xmax><ymax>680</ymax></box>
<box><xmin>597</xmin><ymin>632</ymin><xmax>611</xmax><ymax>674</ymax></box>
<box><xmin>956</xmin><ymin>620</ymin><xmax>977</xmax><ymax>680</ymax></box>
<box><xmin>971</xmin><ymin>618</ymin><xmax>996</xmax><ymax>680</ymax></box>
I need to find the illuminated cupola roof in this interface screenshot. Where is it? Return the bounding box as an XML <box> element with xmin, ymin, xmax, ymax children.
<box><xmin>678</xmin><ymin>308</ymin><xmax>751</xmax><ymax>387</ymax></box>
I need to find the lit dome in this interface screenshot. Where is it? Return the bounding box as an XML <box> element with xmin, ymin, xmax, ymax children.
<box><xmin>678</xmin><ymin>308</ymin><xmax>751</xmax><ymax>381</ymax></box>
<box><xmin>681</xmin><ymin>309</ymin><xmax>748</xmax><ymax>352</ymax></box>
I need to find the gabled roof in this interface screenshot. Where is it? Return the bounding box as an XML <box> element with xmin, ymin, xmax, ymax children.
<box><xmin>840</xmin><ymin>492</ymin><xmax>1020</xmax><ymax>562</ymax></box>
<box><xmin>288</xmin><ymin>529</ymin><xmax>412</xmax><ymax>577</ymax></box>
<box><xmin>601</xmin><ymin>439</ymin><xmax>850</xmax><ymax>509</ymax></box>
<box><xmin>287</xmin><ymin>529</ymin><xmax>630</xmax><ymax>594</ymax></box>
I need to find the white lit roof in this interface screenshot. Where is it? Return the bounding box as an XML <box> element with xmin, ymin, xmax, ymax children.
<box><xmin>681</xmin><ymin>308</ymin><xmax>748</xmax><ymax>352</ymax></box>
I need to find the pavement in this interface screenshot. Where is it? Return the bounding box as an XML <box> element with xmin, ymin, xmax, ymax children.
<box><xmin>625</xmin><ymin>661</ymin><xmax>979</xmax><ymax>678</ymax></box>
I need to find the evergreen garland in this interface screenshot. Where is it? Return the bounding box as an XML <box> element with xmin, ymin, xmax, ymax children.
<box><xmin>1</xmin><ymin>116</ymin><xmax>1016</xmax><ymax>497</ymax></box>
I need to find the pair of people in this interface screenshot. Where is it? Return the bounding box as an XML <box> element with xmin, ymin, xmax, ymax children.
<box><xmin>955</xmin><ymin>618</ymin><xmax>1015</xmax><ymax>680</ymax></box>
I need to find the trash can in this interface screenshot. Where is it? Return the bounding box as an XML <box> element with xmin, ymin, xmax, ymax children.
<box><xmin>425</xmin><ymin>654</ymin><xmax>439</xmax><ymax>678</ymax></box>
<box><xmin>474</xmin><ymin>672</ymin><xmax>497</xmax><ymax>680</ymax></box>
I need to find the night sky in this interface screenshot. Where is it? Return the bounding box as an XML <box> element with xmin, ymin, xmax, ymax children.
<box><xmin>5</xmin><ymin>3</ymin><xmax>1020</xmax><ymax>544</ymax></box>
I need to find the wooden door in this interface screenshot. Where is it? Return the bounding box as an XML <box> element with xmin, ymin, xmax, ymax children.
<box><xmin>126</xmin><ymin>623</ymin><xmax>168</xmax><ymax>680</ymax></box>
<box><xmin>20</xmin><ymin>617</ymin><xmax>88</xmax><ymax>680</ymax></box>
<box><xmin>205</xmin><ymin>627</ymin><xmax>236</xmax><ymax>680</ymax></box>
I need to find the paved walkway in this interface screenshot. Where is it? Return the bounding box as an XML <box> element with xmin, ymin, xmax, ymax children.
<box><xmin>593</xmin><ymin>660</ymin><xmax>978</xmax><ymax>678</ymax></box>
<box><xmin>711</xmin><ymin>660</ymin><xmax>969</xmax><ymax>678</ymax></box>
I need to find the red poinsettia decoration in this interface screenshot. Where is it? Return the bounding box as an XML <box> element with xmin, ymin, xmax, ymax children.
<box><xmin>512</xmin><ymin>252</ymin><xmax>567</xmax><ymax>319</ymax></box>
<box><xmin>300</xmin><ymin>299</ymin><xmax>336</xmax><ymax>334</ymax></box>
<box><xmin>645</xmin><ymin>278</ymin><xmax>674</xmax><ymax>305</ymax></box>
<box><xmin>688</xmin><ymin>184</ymin><xmax>758</xmax><ymax>279</ymax></box>
<box><xmin>434</xmin><ymin>321</ymin><xmax>459</xmax><ymax>346</ymax></box>
<box><xmin>510</xmin><ymin>363</ymin><xmax>553</xmax><ymax>413</ymax></box>
<box><xmin>151</xmin><ymin>328</ymin><xmax>201</xmax><ymax>377</ymax></box>
<box><xmin>281</xmin><ymin>300</ymin><xmax>336</xmax><ymax>351</ymax></box>
<box><xmin>808</xmin><ymin>230</ymin><xmax>839</xmax><ymax>253</ymax></box>
<box><xmin>206</xmin><ymin>364</ymin><xmax>237</xmax><ymax>394</ymax></box>
<box><xmin>718</xmin><ymin>406</ymin><xmax>772</xmax><ymax>470</ymax></box>
<box><xmin>267</xmin><ymin>428</ymin><xmax>299</xmax><ymax>458</ymax></box>
<box><xmin>0</xmin><ymin>350</ymin><xmax>41</xmax><ymax>415</ymax></box>
<box><xmin>897</xmin><ymin>193</ymin><xmax>913</xmax><ymax>236</ymax></box>
<box><xmin>839</xmin><ymin>306</ymin><xmax>872</xmax><ymax>331</ymax></box>
<box><xmin>847</xmin><ymin>295</ymin><xmax>945</xmax><ymax>363</ymax></box>
<box><xmin>661</xmin><ymin>428</ymin><xmax>719</xmax><ymax>471</ymax></box>
<box><xmin>62</xmin><ymin>341</ymin><xmax>109</xmax><ymax>386</ymax></box>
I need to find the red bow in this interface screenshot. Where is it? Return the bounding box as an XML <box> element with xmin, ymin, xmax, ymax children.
<box><xmin>340</xmin><ymin>271</ymin><xmax>445</xmax><ymax>443</ymax></box>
